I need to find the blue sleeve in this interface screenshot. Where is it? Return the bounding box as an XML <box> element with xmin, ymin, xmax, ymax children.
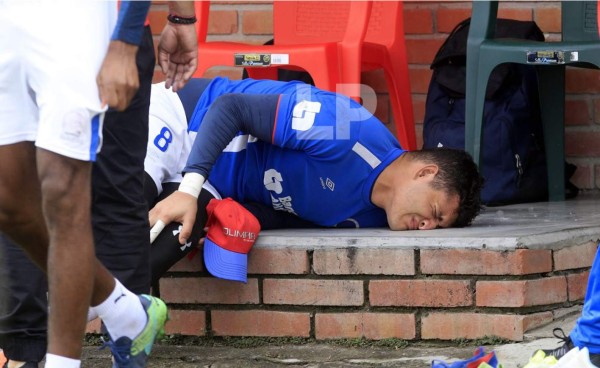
<box><xmin>111</xmin><ymin>1</ymin><xmax>151</xmax><ymax>45</ymax></box>
<box><xmin>184</xmin><ymin>93</ymin><xmax>279</xmax><ymax>178</ymax></box>
<box><xmin>176</xmin><ymin>78</ymin><xmax>213</xmax><ymax>122</ymax></box>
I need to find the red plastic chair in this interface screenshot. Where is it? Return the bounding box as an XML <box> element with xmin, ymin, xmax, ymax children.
<box><xmin>362</xmin><ymin>1</ymin><xmax>415</xmax><ymax>150</ymax></box>
<box><xmin>193</xmin><ymin>1</ymin><xmax>415</xmax><ymax>150</ymax></box>
<box><xmin>193</xmin><ymin>1</ymin><xmax>369</xmax><ymax>95</ymax></box>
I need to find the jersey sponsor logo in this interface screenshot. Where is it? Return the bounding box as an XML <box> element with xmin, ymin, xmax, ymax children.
<box><xmin>264</xmin><ymin>168</ymin><xmax>297</xmax><ymax>215</ymax></box>
<box><xmin>270</xmin><ymin>194</ymin><xmax>297</xmax><ymax>215</ymax></box>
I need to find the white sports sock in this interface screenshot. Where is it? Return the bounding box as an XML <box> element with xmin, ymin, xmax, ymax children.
<box><xmin>87</xmin><ymin>307</ymin><xmax>98</xmax><ymax>322</ymax></box>
<box><xmin>7</xmin><ymin>360</ymin><xmax>27</xmax><ymax>368</ymax></box>
<box><xmin>44</xmin><ymin>354</ymin><xmax>80</xmax><ymax>368</ymax></box>
<box><xmin>90</xmin><ymin>279</ymin><xmax>147</xmax><ymax>341</ymax></box>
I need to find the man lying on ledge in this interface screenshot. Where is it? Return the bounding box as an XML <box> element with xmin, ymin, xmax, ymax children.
<box><xmin>145</xmin><ymin>77</ymin><xmax>484</xmax><ymax>284</ymax></box>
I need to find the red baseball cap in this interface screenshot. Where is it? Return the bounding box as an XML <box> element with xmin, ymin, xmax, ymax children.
<box><xmin>204</xmin><ymin>198</ymin><xmax>261</xmax><ymax>283</ymax></box>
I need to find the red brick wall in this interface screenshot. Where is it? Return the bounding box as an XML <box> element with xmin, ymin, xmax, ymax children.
<box><xmin>86</xmin><ymin>240</ymin><xmax>594</xmax><ymax>341</ymax></box>
<box><xmin>148</xmin><ymin>1</ymin><xmax>600</xmax><ymax>190</ymax></box>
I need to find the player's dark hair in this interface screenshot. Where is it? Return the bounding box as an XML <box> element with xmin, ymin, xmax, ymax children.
<box><xmin>408</xmin><ymin>148</ymin><xmax>484</xmax><ymax>227</ymax></box>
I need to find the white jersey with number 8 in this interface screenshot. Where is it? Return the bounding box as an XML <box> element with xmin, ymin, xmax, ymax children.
<box><xmin>144</xmin><ymin>82</ymin><xmax>194</xmax><ymax>196</ymax></box>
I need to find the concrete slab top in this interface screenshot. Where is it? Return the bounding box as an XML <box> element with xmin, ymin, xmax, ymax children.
<box><xmin>255</xmin><ymin>193</ymin><xmax>600</xmax><ymax>250</ymax></box>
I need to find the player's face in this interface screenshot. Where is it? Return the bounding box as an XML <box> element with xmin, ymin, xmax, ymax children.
<box><xmin>386</xmin><ymin>183</ymin><xmax>460</xmax><ymax>231</ymax></box>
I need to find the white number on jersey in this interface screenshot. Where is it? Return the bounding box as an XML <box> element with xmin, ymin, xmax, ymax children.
<box><xmin>263</xmin><ymin>168</ymin><xmax>284</xmax><ymax>194</ymax></box>
<box><xmin>292</xmin><ymin>100</ymin><xmax>321</xmax><ymax>131</ymax></box>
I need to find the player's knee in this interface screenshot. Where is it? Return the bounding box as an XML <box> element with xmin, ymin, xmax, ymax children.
<box><xmin>39</xmin><ymin>161</ymin><xmax>91</xmax><ymax>218</ymax></box>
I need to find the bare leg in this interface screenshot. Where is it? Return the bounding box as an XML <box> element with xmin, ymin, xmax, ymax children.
<box><xmin>0</xmin><ymin>143</ymin><xmax>118</xmax><ymax>358</ymax></box>
<box><xmin>0</xmin><ymin>143</ymin><xmax>47</xmax><ymax>268</ymax></box>
<box><xmin>36</xmin><ymin>148</ymin><xmax>97</xmax><ymax>358</ymax></box>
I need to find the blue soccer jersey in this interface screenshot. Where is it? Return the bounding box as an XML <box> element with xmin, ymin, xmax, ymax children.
<box><xmin>187</xmin><ymin>77</ymin><xmax>405</xmax><ymax>228</ymax></box>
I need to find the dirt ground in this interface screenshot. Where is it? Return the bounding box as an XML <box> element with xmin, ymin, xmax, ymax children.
<box><xmin>81</xmin><ymin>339</ymin><xmax>481</xmax><ymax>368</ymax></box>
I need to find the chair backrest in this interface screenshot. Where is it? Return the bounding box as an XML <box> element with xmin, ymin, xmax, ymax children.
<box><xmin>471</xmin><ymin>1</ymin><xmax>600</xmax><ymax>42</ymax></box>
<box><xmin>194</xmin><ymin>1</ymin><xmax>210</xmax><ymax>42</ymax></box>
<box><xmin>272</xmin><ymin>1</ymin><xmax>371</xmax><ymax>46</ymax></box>
<box><xmin>194</xmin><ymin>1</ymin><xmax>370</xmax><ymax>46</ymax></box>
<box><xmin>364</xmin><ymin>1</ymin><xmax>404</xmax><ymax>48</ymax></box>
<box><xmin>468</xmin><ymin>1</ymin><xmax>499</xmax><ymax>40</ymax></box>
<box><xmin>273</xmin><ymin>0</ymin><xmax>371</xmax><ymax>45</ymax></box>
<box><xmin>562</xmin><ymin>1</ymin><xmax>599</xmax><ymax>42</ymax></box>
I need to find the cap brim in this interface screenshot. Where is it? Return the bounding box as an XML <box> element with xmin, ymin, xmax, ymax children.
<box><xmin>204</xmin><ymin>238</ymin><xmax>248</xmax><ymax>283</ymax></box>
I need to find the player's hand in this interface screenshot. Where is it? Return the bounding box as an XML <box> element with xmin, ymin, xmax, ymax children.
<box><xmin>97</xmin><ymin>40</ymin><xmax>139</xmax><ymax>111</ymax></box>
<box><xmin>157</xmin><ymin>22</ymin><xmax>198</xmax><ymax>92</ymax></box>
<box><xmin>149</xmin><ymin>190</ymin><xmax>198</xmax><ymax>245</ymax></box>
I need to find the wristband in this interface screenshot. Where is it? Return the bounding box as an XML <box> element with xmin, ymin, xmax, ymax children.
<box><xmin>167</xmin><ymin>14</ymin><xmax>197</xmax><ymax>25</ymax></box>
<box><xmin>178</xmin><ymin>172</ymin><xmax>205</xmax><ymax>198</ymax></box>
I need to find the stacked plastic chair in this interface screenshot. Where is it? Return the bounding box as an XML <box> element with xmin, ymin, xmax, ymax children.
<box><xmin>465</xmin><ymin>1</ymin><xmax>600</xmax><ymax>200</ymax></box>
<box><xmin>192</xmin><ymin>1</ymin><xmax>416</xmax><ymax>150</ymax></box>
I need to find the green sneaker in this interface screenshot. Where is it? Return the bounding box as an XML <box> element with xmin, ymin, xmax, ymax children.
<box><xmin>104</xmin><ymin>294</ymin><xmax>168</xmax><ymax>368</ymax></box>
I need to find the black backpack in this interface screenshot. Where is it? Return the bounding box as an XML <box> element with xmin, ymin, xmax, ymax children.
<box><xmin>423</xmin><ymin>18</ymin><xmax>577</xmax><ymax>205</ymax></box>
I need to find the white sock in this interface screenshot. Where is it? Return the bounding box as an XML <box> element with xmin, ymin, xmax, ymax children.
<box><xmin>7</xmin><ymin>360</ymin><xmax>27</xmax><ymax>368</ymax></box>
<box><xmin>44</xmin><ymin>354</ymin><xmax>80</xmax><ymax>368</ymax></box>
<box><xmin>89</xmin><ymin>279</ymin><xmax>147</xmax><ymax>341</ymax></box>
<box><xmin>87</xmin><ymin>307</ymin><xmax>98</xmax><ymax>322</ymax></box>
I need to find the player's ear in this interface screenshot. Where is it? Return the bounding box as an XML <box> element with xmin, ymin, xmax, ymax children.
<box><xmin>414</xmin><ymin>164</ymin><xmax>439</xmax><ymax>181</ymax></box>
